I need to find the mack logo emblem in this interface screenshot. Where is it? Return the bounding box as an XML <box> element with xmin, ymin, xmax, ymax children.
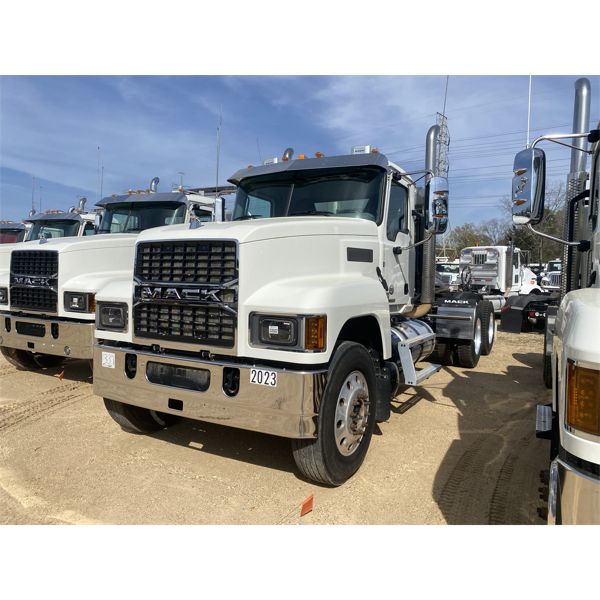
<box><xmin>11</xmin><ymin>276</ymin><xmax>54</xmax><ymax>287</ymax></box>
<box><xmin>140</xmin><ymin>286</ymin><xmax>224</xmax><ymax>303</ymax></box>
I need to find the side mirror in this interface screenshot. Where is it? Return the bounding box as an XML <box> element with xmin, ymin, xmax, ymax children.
<box><xmin>94</xmin><ymin>212</ymin><xmax>102</xmax><ymax>231</ymax></box>
<box><xmin>428</xmin><ymin>176</ymin><xmax>449</xmax><ymax>234</ymax></box>
<box><xmin>512</xmin><ymin>148</ymin><xmax>546</xmax><ymax>225</ymax></box>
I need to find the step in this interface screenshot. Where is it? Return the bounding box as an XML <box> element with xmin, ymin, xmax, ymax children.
<box><xmin>403</xmin><ymin>363</ymin><xmax>442</xmax><ymax>387</ymax></box>
<box><xmin>535</xmin><ymin>404</ymin><xmax>553</xmax><ymax>439</ymax></box>
<box><xmin>397</xmin><ymin>332</ymin><xmax>436</xmax><ymax>348</ymax></box>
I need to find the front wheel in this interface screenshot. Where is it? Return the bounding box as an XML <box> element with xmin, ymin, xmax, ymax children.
<box><xmin>1</xmin><ymin>347</ymin><xmax>66</xmax><ymax>370</ymax></box>
<box><xmin>292</xmin><ymin>341</ymin><xmax>377</xmax><ymax>486</ymax></box>
<box><xmin>104</xmin><ymin>398</ymin><xmax>181</xmax><ymax>434</ymax></box>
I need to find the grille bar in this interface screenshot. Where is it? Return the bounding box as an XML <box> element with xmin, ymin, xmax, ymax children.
<box><xmin>11</xmin><ymin>250</ymin><xmax>58</xmax><ymax>278</ymax></box>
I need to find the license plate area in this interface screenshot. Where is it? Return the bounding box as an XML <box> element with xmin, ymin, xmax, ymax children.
<box><xmin>250</xmin><ymin>368</ymin><xmax>278</xmax><ymax>387</ymax></box>
<box><xmin>15</xmin><ymin>321</ymin><xmax>46</xmax><ymax>337</ymax></box>
<box><xmin>146</xmin><ymin>361</ymin><xmax>210</xmax><ymax>392</ymax></box>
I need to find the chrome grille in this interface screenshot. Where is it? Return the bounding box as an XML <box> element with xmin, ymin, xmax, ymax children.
<box><xmin>133</xmin><ymin>240</ymin><xmax>238</xmax><ymax>348</ymax></box>
<box><xmin>135</xmin><ymin>240</ymin><xmax>237</xmax><ymax>284</ymax></box>
<box><xmin>549</xmin><ymin>273</ymin><xmax>561</xmax><ymax>287</ymax></box>
<box><xmin>472</xmin><ymin>252</ymin><xmax>486</xmax><ymax>265</ymax></box>
<box><xmin>134</xmin><ymin>304</ymin><xmax>236</xmax><ymax>347</ymax></box>
<box><xmin>10</xmin><ymin>250</ymin><xmax>58</xmax><ymax>312</ymax></box>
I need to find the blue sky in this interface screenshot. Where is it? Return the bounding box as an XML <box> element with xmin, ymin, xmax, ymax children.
<box><xmin>1</xmin><ymin>75</ymin><xmax>598</xmax><ymax>227</ymax></box>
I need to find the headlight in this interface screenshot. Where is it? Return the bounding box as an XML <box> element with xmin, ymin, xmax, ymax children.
<box><xmin>0</xmin><ymin>287</ymin><xmax>7</xmax><ymax>305</ymax></box>
<box><xmin>249</xmin><ymin>314</ymin><xmax>326</xmax><ymax>351</ymax></box>
<box><xmin>567</xmin><ymin>361</ymin><xmax>600</xmax><ymax>436</ymax></box>
<box><xmin>97</xmin><ymin>302</ymin><xmax>128</xmax><ymax>332</ymax></box>
<box><xmin>64</xmin><ymin>291</ymin><xmax>95</xmax><ymax>312</ymax></box>
<box><xmin>541</xmin><ymin>278</ymin><xmax>549</xmax><ymax>285</ymax></box>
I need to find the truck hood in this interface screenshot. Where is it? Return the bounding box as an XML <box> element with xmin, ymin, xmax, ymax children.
<box><xmin>134</xmin><ymin>217</ymin><xmax>378</xmax><ymax>245</ymax></box>
<box><xmin>12</xmin><ymin>233</ymin><xmax>139</xmax><ymax>254</ymax></box>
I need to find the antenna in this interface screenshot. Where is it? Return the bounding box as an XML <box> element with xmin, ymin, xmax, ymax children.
<box><xmin>442</xmin><ymin>75</ymin><xmax>449</xmax><ymax>117</ymax></box>
<box><xmin>100</xmin><ymin>164</ymin><xmax>104</xmax><ymax>201</ymax></box>
<box><xmin>256</xmin><ymin>137</ymin><xmax>263</xmax><ymax>163</ymax></box>
<box><xmin>31</xmin><ymin>176</ymin><xmax>36</xmax><ymax>213</ymax></box>
<box><xmin>39</xmin><ymin>185</ymin><xmax>43</xmax><ymax>213</ymax></box>
<box><xmin>526</xmin><ymin>75</ymin><xmax>532</xmax><ymax>147</ymax></box>
<box><xmin>216</xmin><ymin>105</ymin><xmax>223</xmax><ymax>221</ymax></box>
<box><xmin>178</xmin><ymin>171</ymin><xmax>185</xmax><ymax>188</ymax></box>
<box><xmin>97</xmin><ymin>146</ymin><xmax>101</xmax><ymax>202</ymax></box>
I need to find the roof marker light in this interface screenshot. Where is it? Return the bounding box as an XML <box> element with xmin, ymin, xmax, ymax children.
<box><xmin>298</xmin><ymin>154</ymin><xmax>305</xmax><ymax>160</ymax></box>
<box><xmin>315</xmin><ymin>152</ymin><xmax>324</xmax><ymax>158</ymax></box>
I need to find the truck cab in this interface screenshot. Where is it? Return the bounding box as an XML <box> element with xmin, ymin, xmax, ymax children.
<box><xmin>0</xmin><ymin>180</ymin><xmax>222</xmax><ymax>371</ymax></box>
<box><xmin>511</xmin><ymin>77</ymin><xmax>600</xmax><ymax>524</ymax></box>
<box><xmin>0</xmin><ymin>221</ymin><xmax>27</xmax><ymax>244</ymax></box>
<box><xmin>93</xmin><ymin>129</ymin><xmax>492</xmax><ymax>486</ymax></box>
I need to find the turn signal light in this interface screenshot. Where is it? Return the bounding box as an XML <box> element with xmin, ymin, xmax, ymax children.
<box><xmin>298</xmin><ymin>154</ymin><xmax>305</xmax><ymax>160</ymax></box>
<box><xmin>305</xmin><ymin>316</ymin><xmax>326</xmax><ymax>351</ymax></box>
<box><xmin>315</xmin><ymin>151</ymin><xmax>324</xmax><ymax>158</ymax></box>
<box><xmin>567</xmin><ymin>362</ymin><xmax>600</xmax><ymax>436</ymax></box>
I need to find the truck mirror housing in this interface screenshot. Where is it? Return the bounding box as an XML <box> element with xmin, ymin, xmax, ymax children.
<box><xmin>94</xmin><ymin>212</ymin><xmax>102</xmax><ymax>231</ymax></box>
<box><xmin>429</xmin><ymin>176</ymin><xmax>449</xmax><ymax>234</ymax></box>
<box><xmin>512</xmin><ymin>148</ymin><xmax>546</xmax><ymax>226</ymax></box>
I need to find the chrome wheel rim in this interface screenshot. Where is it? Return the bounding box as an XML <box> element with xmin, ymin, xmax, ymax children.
<box><xmin>334</xmin><ymin>370</ymin><xmax>370</xmax><ymax>457</ymax></box>
<box><xmin>474</xmin><ymin>318</ymin><xmax>482</xmax><ymax>355</ymax></box>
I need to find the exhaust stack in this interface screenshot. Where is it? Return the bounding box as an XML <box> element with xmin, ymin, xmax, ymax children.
<box><xmin>150</xmin><ymin>177</ymin><xmax>160</xmax><ymax>192</ymax></box>
<box><xmin>562</xmin><ymin>77</ymin><xmax>591</xmax><ymax>295</ymax></box>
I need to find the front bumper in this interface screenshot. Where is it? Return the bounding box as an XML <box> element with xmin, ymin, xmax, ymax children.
<box><xmin>93</xmin><ymin>344</ymin><xmax>326</xmax><ymax>439</ymax></box>
<box><xmin>0</xmin><ymin>313</ymin><xmax>94</xmax><ymax>359</ymax></box>
<box><xmin>549</xmin><ymin>457</ymin><xmax>600</xmax><ymax>524</ymax></box>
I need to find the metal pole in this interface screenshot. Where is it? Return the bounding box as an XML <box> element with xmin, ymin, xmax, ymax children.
<box><xmin>216</xmin><ymin>106</ymin><xmax>223</xmax><ymax>221</ymax></box>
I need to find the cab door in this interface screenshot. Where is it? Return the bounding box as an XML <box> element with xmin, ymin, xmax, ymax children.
<box><xmin>510</xmin><ymin>248</ymin><xmax>521</xmax><ymax>292</ymax></box>
<box><xmin>380</xmin><ymin>174</ymin><xmax>412</xmax><ymax>312</ymax></box>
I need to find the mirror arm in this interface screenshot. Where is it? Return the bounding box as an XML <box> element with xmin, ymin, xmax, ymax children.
<box><xmin>531</xmin><ymin>132</ymin><xmax>592</xmax><ymax>153</ymax></box>
<box><xmin>525</xmin><ymin>223</ymin><xmax>589</xmax><ymax>250</ymax></box>
<box><xmin>393</xmin><ymin>228</ymin><xmax>434</xmax><ymax>254</ymax></box>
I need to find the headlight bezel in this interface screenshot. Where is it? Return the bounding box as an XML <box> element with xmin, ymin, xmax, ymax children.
<box><xmin>96</xmin><ymin>302</ymin><xmax>128</xmax><ymax>332</ymax></box>
<box><xmin>0</xmin><ymin>287</ymin><xmax>8</xmax><ymax>305</ymax></box>
<box><xmin>249</xmin><ymin>313</ymin><xmax>326</xmax><ymax>352</ymax></box>
<box><xmin>64</xmin><ymin>291</ymin><xmax>96</xmax><ymax>313</ymax></box>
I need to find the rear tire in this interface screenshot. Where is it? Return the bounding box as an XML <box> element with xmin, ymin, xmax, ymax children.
<box><xmin>1</xmin><ymin>347</ymin><xmax>66</xmax><ymax>370</ymax></box>
<box><xmin>429</xmin><ymin>340</ymin><xmax>454</xmax><ymax>366</ymax></box>
<box><xmin>103</xmin><ymin>398</ymin><xmax>180</xmax><ymax>434</ymax></box>
<box><xmin>480</xmin><ymin>301</ymin><xmax>495</xmax><ymax>356</ymax></box>
<box><xmin>292</xmin><ymin>341</ymin><xmax>376</xmax><ymax>486</ymax></box>
<box><xmin>454</xmin><ymin>308</ymin><xmax>482</xmax><ymax>368</ymax></box>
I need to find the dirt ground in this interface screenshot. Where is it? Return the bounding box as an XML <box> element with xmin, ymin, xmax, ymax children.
<box><xmin>0</xmin><ymin>330</ymin><xmax>551</xmax><ymax>525</ymax></box>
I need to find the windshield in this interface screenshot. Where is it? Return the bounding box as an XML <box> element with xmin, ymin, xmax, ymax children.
<box><xmin>99</xmin><ymin>202</ymin><xmax>187</xmax><ymax>234</ymax></box>
<box><xmin>547</xmin><ymin>261</ymin><xmax>561</xmax><ymax>272</ymax></box>
<box><xmin>232</xmin><ymin>167</ymin><xmax>386</xmax><ymax>222</ymax></box>
<box><xmin>0</xmin><ymin>229</ymin><xmax>25</xmax><ymax>243</ymax></box>
<box><xmin>436</xmin><ymin>264</ymin><xmax>459</xmax><ymax>274</ymax></box>
<box><xmin>27</xmin><ymin>220</ymin><xmax>80</xmax><ymax>240</ymax></box>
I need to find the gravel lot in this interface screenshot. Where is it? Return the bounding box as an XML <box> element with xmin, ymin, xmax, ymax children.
<box><xmin>0</xmin><ymin>330</ymin><xmax>550</xmax><ymax>525</ymax></box>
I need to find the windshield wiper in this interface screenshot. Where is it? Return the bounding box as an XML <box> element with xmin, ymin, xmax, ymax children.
<box><xmin>233</xmin><ymin>215</ymin><xmax>261</xmax><ymax>221</ymax></box>
<box><xmin>289</xmin><ymin>210</ymin><xmax>335</xmax><ymax>216</ymax></box>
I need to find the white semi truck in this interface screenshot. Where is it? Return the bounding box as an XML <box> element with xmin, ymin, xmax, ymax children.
<box><xmin>23</xmin><ymin>198</ymin><xmax>98</xmax><ymax>241</ymax></box>
<box><xmin>458</xmin><ymin>244</ymin><xmax>542</xmax><ymax>313</ymax></box>
<box><xmin>511</xmin><ymin>77</ymin><xmax>600</xmax><ymax>524</ymax></box>
<box><xmin>93</xmin><ymin>127</ymin><xmax>496</xmax><ymax>486</ymax></box>
<box><xmin>0</xmin><ymin>179</ymin><xmax>224</xmax><ymax>370</ymax></box>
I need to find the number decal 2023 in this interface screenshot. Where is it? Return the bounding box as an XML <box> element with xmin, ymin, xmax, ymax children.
<box><xmin>250</xmin><ymin>368</ymin><xmax>278</xmax><ymax>387</ymax></box>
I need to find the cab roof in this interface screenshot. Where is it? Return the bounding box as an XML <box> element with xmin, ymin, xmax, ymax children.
<box><xmin>95</xmin><ymin>191</ymin><xmax>188</xmax><ymax>208</ymax></box>
<box><xmin>228</xmin><ymin>152</ymin><xmax>390</xmax><ymax>186</ymax></box>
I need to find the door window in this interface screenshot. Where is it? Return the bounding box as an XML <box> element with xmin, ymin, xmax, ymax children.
<box><xmin>386</xmin><ymin>181</ymin><xmax>408</xmax><ymax>241</ymax></box>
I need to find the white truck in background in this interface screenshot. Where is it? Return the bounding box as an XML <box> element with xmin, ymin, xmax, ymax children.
<box><xmin>23</xmin><ymin>198</ymin><xmax>98</xmax><ymax>241</ymax></box>
<box><xmin>511</xmin><ymin>77</ymin><xmax>600</xmax><ymax>524</ymax></box>
<box><xmin>0</xmin><ymin>178</ymin><xmax>227</xmax><ymax>370</ymax></box>
<box><xmin>93</xmin><ymin>126</ymin><xmax>497</xmax><ymax>486</ymax></box>
<box><xmin>458</xmin><ymin>244</ymin><xmax>543</xmax><ymax>314</ymax></box>
<box><xmin>0</xmin><ymin>221</ymin><xmax>28</xmax><ymax>244</ymax></box>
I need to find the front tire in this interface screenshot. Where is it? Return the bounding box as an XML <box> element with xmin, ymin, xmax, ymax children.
<box><xmin>104</xmin><ymin>398</ymin><xmax>181</xmax><ymax>434</ymax></box>
<box><xmin>292</xmin><ymin>341</ymin><xmax>377</xmax><ymax>486</ymax></box>
<box><xmin>1</xmin><ymin>347</ymin><xmax>66</xmax><ymax>370</ymax></box>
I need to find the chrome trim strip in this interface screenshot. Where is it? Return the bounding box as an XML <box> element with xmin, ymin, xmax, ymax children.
<box><xmin>553</xmin><ymin>457</ymin><xmax>600</xmax><ymax>524</ymax></box>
